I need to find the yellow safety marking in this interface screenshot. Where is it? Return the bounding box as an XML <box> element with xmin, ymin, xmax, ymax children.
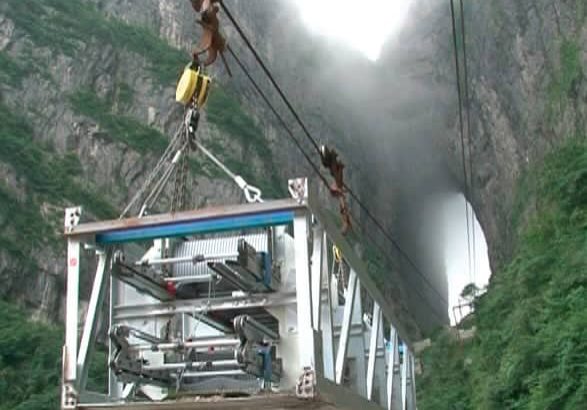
<box><xmin>333</xmin><ymin>245</ymin><xmax>342</xmax><ymax>263</ymax></box>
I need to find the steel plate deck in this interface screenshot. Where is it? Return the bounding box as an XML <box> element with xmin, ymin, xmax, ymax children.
<box><xmin>77</xmin><ymin>377</ymin><xmax>385</xmax><ymax>410</ymax></box>
<box><xmin>77</xmin><ymin>395</ymin><xmax>325</xmax><ymax>410</ymax></box>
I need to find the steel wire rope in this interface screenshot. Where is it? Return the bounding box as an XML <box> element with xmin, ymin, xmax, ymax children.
<box><xmin>226</xmin><ymin>45</ymin><xmax>331</xmax><ymax>189</ymax></box>
<box><xmin>120</xmin><ymin>122</ymin><xmax>186</xmax><ymax>218</ymax></box>
<box><xmin>449</xmin><ymin>0</ymin><xmax>474</xmax><ymax>284</ymax></box>
<box><xmin>343</xmin><ymin>186</ymin><xmax>449</xmax><ymax>308</ymax></box>
<box><xmin>347</xmin><ymin>213</ymin><xmax>448</xmax><ymax>322</ymax></box>
<box><xmin>221</xmin><ymin>5</ymin><xmax>450</xmax><ymax>308</ymax></box>
<box><xmin>458</xmin><ymin>0</ymin><xmax>477</xmax><ymax>284</ymax></box>
<box><xmin>220</xmin><ymin>1</ymin><xmax>321</xmax><ymax>155</ymax></box>
<box><xmin>194</xmin><ymin>138</ymin><xmax>264</xmax><ymax>203</ymax></box>
<box><xmin>226</xmin><ymin>45</ymin><xmax>450</xmax><ymax>311</ymax></box>
<box><xmin>141</xmin><ymin>141</ymin><xmax>189</xmax><ymax>215</ymax></box>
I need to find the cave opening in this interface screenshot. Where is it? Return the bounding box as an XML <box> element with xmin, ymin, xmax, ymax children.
<box><xmin>442</xmin><ymin>193</ymin><xmax>492</xmax><ymax>324</ymax></box>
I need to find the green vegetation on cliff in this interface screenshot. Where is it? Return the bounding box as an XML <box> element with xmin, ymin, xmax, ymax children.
<box><xmin>0</xmin><ymin>301</ymin><xmax>107</xmax><ymax>410</ymax></box>
<box><xmin>0</xmin><ymin>103</ymin><xmax>117</xmax><ymax>220</ymax></box>
<box><xmin>547</xmin><ymin>39</ymin><xmax>583</xmax><ymax>123</ymax></box>
<box><xmin>3</xmin><ymin>0</ymin><xmax>285</xmax><ymax>201</ymax></box>
<box><xmin>0</xmin><ymin>101</ymin><xmax>117</xmax><ymax>297</ymax></box>
<box><xmin>0</xmin><ymin>301</ymin><xmax>62</xmax><ymax>410</ymax></box>
<box><xmin>0</xmin><ymin>51</ymin><xmax>26</xmax><ymax>86</ymax></box>
<box><xmin>417</xmin><ymin>137</ymin><xmax>587</xmax><ymax>409</ymax></box>
<box><xmin>3</xmin><ymin>0</ymin><xmax>186</xmax><ymax>85</ymax></box>
<box><xmin>69</xmin><ymin>89</ymin><xmax>168</xmax><ymax>155</ymax></box>
<box><xmin>417</xmin><ymin>330</ymin><xmax>474</xmax><ymax>410</ymax></box>
<box><xmin>0</xmin><ymin>184</ymin><xmax>52</xmax><ymax>262</ymax></box>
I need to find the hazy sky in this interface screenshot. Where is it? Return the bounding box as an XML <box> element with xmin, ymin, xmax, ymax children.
<box><xmin>294</xmin><ymin>0</ymin><xmax>413</xmax><ymax>60</ymax></box>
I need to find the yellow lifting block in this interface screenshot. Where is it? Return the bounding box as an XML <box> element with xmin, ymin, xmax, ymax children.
<box><xmin>176</xmin><ymin>65</ymin><xmax>212</xmax><ymax>108</ymax></box>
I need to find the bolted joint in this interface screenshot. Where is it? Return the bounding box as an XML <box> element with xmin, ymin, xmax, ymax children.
<box><xmin>62</xmin><ymin>382</ymin><xmax>78</xmax><ymax>409</ymax></box>
<box><xmin>288</xmin><ymin>178</ymin><xmax>308</xmax><ymax>203</ymax></box>
<box><xmin>64</xmin><ymin>207</ymin><xmax>82</xmax><ymax>233</ymax></box>
<box><xmin>295</xmin><ymin>366</ymin><xmax>316</xmax><ymax>399</ymax></box>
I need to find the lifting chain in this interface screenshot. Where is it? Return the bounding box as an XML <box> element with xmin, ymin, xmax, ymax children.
<box><xmin>171</xmin><ymin>106</ymin><xmax>200</xmax><ymax>212</ymax></box>
<box><xmin>171</xmin><ymin>149</ymin><xmax>190</xmax><ymax>212</ymax></box>
<box><xmin>119</xmin><ymin>125</ymin><xmax>185</xmax><ymax>218</ymax></box>
<box><xmin>120</xmin><ymin>61</ymin><xmax>267</xmax><ymax>218</ymax></box>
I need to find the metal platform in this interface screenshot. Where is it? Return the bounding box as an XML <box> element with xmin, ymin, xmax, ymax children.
<box><xmin>62</xmin><ymin>178</ymin><xmax>417</xmax><ymax>410</ymax></box>
<box><xmin>79</xmin><ymin>394</ymin><xmax>336</xmax><ymax>410</ymax></box>
<box><xmin>77</xmin><ymin>378</ymin><xmax>387</xmax><ymax>410</ymax></box>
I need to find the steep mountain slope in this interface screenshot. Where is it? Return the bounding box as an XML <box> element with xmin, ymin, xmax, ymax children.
<box><xmin>416</xmin><ymin>1</ymin><xmax>587</xmax><ymax>408</ymax></box>
<box><xmin>0</xmin><ymin>0</ymin><xmax>426</xmax><ymax>337</ymax></box>
<box><xmin>418</xmin><ymin>137</ymin><xmax>587</xmax><ymax>409</ymax></box>
<box><xmin>456</xmin><ymin>0</ymin><xmax>586</xmax><ymax>269</ymax></box>
<box><xmin>0</xmin><ymin>2</ymin><xmax>436</xmax><ymax>407</ymax></box>
<box><xmin>0</xmin><ymin>0</ymin><xmax>280</xmax><ymax>320</ymax></box>
<box><xmin>1</xmin><ymin>0</ymin><xmax>585</xmax><ymax>408</ymax></box>
<box><xmin>0</xmin><ymin>300</ymin><xmax>108</xmax><ymax>410</ymax></box>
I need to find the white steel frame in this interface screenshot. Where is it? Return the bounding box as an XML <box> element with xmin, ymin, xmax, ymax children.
<box><xmin>61</xmin><ymin>179</ymin><xmax>417</xmax><ymax>410</ymax></box>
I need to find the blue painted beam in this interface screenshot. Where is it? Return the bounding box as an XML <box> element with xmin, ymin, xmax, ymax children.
<box><xmin>96</xmin><ymin>210</ymin><xmax>294</xmax><ymax>244</ymax></box>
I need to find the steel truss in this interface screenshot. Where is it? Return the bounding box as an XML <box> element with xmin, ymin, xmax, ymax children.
<box><xmin>62</xmin><ymin>179</ymin><xmax>417</xmax><ymax>410</ymax></box>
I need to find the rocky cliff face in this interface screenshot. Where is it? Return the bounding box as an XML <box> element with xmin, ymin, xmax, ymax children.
<box><xmin>373</xmin><ymin>0</ymin><xmax>586</xmax><ymax>283</ymax></box>
<box><xmin>458</xmin><ymin>0</ymin><xmax>586</xmax><ymax>269</ymax></box>
<box><xmin>3</xmin><ymin>0</ymin><xmax>578</xmax><ymax>339</ymax></box>
<box><xmin>0</xmin><ymin>0</ymin><xmax>281</xmax><ymax>321</ymax></box>
<box><xmin>413</xmin><ymin>3</ymin><xmax>587</xmax><ymax>407</ymax></box>
<box><xmin>0</xmin><ymin>0</ymin><xmax>424</xmax><ymax>336</ymax></box>
<box><xmin>315</xmin><ymin>0</ymin><xmax>586</xmax><ymax>331</ymax></box>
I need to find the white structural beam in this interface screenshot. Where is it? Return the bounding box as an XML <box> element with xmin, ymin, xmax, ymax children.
<box><xmin>308</xmin><ymin>198</ymin><xmax>413</xmax><ymax>349</ymax></box>
<box><xmin>410</xmin><ymin>352</ymin><xmax>418</xmax><ymax>409</ymax></box>
<box><xmin>366</xmin><ymin>303</ymin><xmax>382</xmax><ymax>400</ymax></box>
<box><xmin>376</xmin><ymin>328</ymin><xmax>388</xmax><ymax>406</ymax></box>
<box><xmin>293</xmin><ymin>212</ymin><xmax>316</xmax><ymax>369</ymax></box>
<box><xmin>402</xmin><ymin>347</ymin><xmax>408</xmax><ymax>410</ymax></box>
<box><xmin>64</xmin><ymin>240</ymin><xmax>81</xmax><ymax>382</ymax></box>
<box><xmin>108</xmin><ymin>276</ymin><xmax>123</xmax><ymax>399</ymax></box>
<box><xmin>321</xmin><ymin>238</ymin><xmax>336</xmax><ymax>381</ymax></box>
<box><xmin>335</xmin><ymin>269</ymin><xmax>358</xmax><ymax>384</ymax></box>
<box><xmin>311</xmin><ymin>225</ymin><xmax>324</xmax><ymax>331</ymax></box>
<box><xmin>349</xmin><ymin>285</ymin><xmax>367</xmax><ymax>398</ymax></box>
<box><xmin>113</xmin><ymin>292</ymin><xmax>297</xmax><ymax>320</ymax></box>
<box><xmin>387</xmin><ymin>327</ymin><xmax>401</xmax><ymax>410</ymax></box>
<box><xmin>403</xmin><ymin>349</ymin><xmax>417</xmax><ymax>410</ymax></box>
<box><xmin>63</xmin><ymin>238</ymin><xmax>81</xmax><ymax>409</ymax></box>
<box><xmin>77</xmin><ymin>249</ymin><xmax>112</xmax><ymax>390</ymax></box>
